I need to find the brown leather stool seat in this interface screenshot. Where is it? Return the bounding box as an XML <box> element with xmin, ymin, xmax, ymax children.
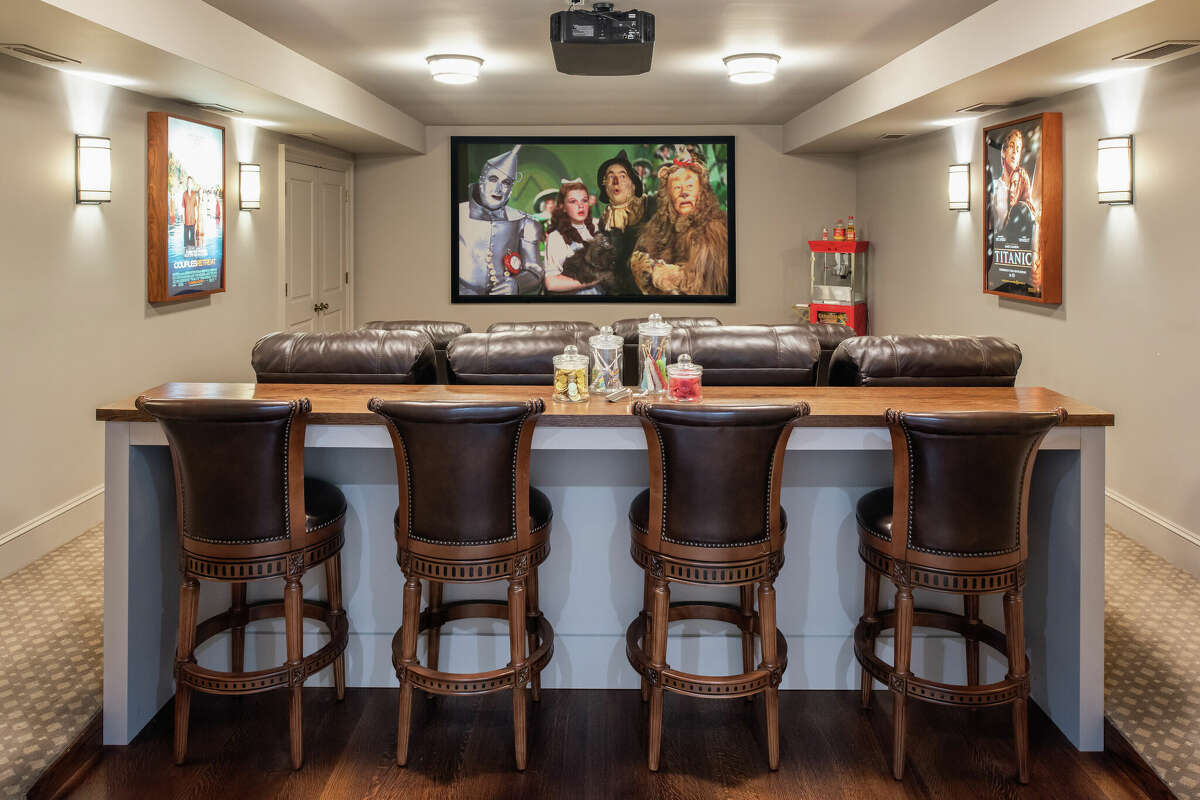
<box><xmin>135</xmin><ymin>396</ymin><xmax>349</xmax><ymax>771</ymax></box>
<box><xmin>625</xmin><ymin>401</ymin><xmax>810</xmax><ymax>772</ymax></box>
<box><xmin>370</xmin><ymin>398</ymin><xmax>553</xmax><ymax>771</ymax></box>
<box><xmin>855</xmin><ymin>409</ymin><xmax>1067</xmax><ymax>784</ymax></box>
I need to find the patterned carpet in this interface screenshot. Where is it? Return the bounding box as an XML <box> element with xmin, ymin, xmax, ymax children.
<box><xmin>0</xmin><ymin>525</ymin><xmax>102</xmax><ymax>798</ymax></box>
<box><xmin>0</xmin><ymin>523</ymin><xmax>1196</xmax><ymax>797</ymax></box>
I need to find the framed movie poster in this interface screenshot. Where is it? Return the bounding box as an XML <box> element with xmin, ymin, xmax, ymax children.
<box><xmin>982</xmin><ymin>112</ymin><xmax>1062</xmax><ymax>304</ymax></box>
<box><xmin>147</xmin><ymin>112</ymin><xmax>226</xmax><ymax>303</ymax></box>
<box><xmin>450</xmin><ymin>136</ymin><xmax>735</xmax><ymax>303</ymax></box>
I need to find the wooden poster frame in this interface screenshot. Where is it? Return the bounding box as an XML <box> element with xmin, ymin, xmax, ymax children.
<box><xmin>147</xmin><ymin>112</ymin><xmax>227</xmax><ymax>303</ymax></box>
<box><xmin>982</xmin><ymin>112</ymin><xmax>1062</xmax><ymax>305</ymax></box>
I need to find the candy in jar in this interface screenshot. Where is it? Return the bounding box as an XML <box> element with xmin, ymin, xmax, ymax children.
<box><xmin>588</xmin><ymin>325</ymin><xmax>623</xmax><ymax>393</ymax></box>
<box><xmin>552</xmin><ymin>344</ymin><xmax>590</xmax><ymax>403</ymax></box>
<box><xmin>637</xmin><ymin>313</ymin><xmax>672</xmax><ymax>396</ymax></box>
<box><xmin>666</xmin><ymin>353</ymin><xmax>703</xmax><ymax>402</ymax></box>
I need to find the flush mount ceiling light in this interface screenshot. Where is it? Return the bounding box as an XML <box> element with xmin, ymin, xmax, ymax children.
<box><xmin>426</xmin><ymin>54</ymin><xmax>483</xmax><ymax>84</ymax></box>
<box><xmin>722</xmin><ymin>53</ymin><xmax>780</xmax><ymax>85</ymax></box>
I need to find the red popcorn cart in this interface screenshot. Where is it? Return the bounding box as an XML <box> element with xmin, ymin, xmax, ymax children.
<box><xmin>804</xmin><ymin>240</ymin><xmax>869</xmax><ymax>335</ymax></box>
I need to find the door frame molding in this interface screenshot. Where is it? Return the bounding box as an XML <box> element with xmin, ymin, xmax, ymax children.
<box><xmin>277</xmin><ymin>142</ymin><xmax>355</xmax><ymax>331</ymax></box>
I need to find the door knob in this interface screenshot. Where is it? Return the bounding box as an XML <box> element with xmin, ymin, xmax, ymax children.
<box><xmin>313</xmin><ymin>302</ymin><xmax>330</xmax><ymax>313</ymax></box>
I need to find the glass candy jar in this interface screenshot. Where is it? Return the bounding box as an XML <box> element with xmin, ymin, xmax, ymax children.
<box><xmin>589</xmin><ymin>325</ymin><xmax>623</xmax><ymax>393</ymax></box>
<box><xmin>637</xmin><ymin>313</ymin><xmax>672</xmax><ymax>396</ymax></box>
<box><xmin>666</xmin><ymin>353</ymin><xmax>703</xmax><ymax>402</ymax></box>
<box><xmin>552</xmin><ymin>344</ymin><xmax>590</xmax><ymax>403</ymax></box>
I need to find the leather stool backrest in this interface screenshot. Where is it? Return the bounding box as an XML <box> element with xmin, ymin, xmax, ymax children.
<box><xmin>359</xmin><ymin>321</ymin><xmax>471</xmax><ymax>383</ymax></box>
<box><xmin>633</xmin><ymin>402</ymin><xmax>809</xmax><ymax>551</ymax></box>
<box><xmin>795</xmin><ymin>322</ymin><xmax>856</xmax><ymax>385</ymax></box>
<box><xmin>828</xmin><ymin>335</ymin><xmax>1022</xmax><ymax>387</ymax></box>
<box><xmin>487</xmin><ymin>321</ymin><xmax>600</xmax><ymax>336</ymax></box>
<box><xmin>668</xmin><ymin>325</ymin><xmax>820</xmax><ymax>386</ymax></box>
<box><xmin>252</xmin><ymin>330</ymin><xmax>437</xmax><ymax>384</ymax></box>
<box><xmin>447</xmin><ymin>330</ymin><xmax>591</xmax><ymax>385</ymax></box>
<box><xmin>135</xmin><ymin>397</ymin><xmax>309</xmax><ymax>551</ymax></box>
<box><xmin>612</xmin><ymin>317</ymin><xmax>722</xmax><ymax>385</ymax></box>
<box><xmin>368</xmin><ymin>399</ymin><xmax>545</xmax><ymax>547</ymax></box>
<box><xmin>886</xmin><ymin>409</ymin><xmax>1066</xmax><ymax>566</ymax></box>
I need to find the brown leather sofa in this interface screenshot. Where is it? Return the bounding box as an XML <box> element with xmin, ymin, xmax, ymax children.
<box><xmin>446</xmin><ymin>330</ymin><xmax>590</xmax><ymax>385</ymax></box>
<box><xmin>795</xmin><ymin>322</ymin><xmax>857</xmax><ymax>385</ymax></box>
<box><xmin>252</xmin><ymin>329</ymin><xmax>437</xmax><ymax>384</ymax></box>
<box><xmin>828</xmin><ymin>334</ymin><xmax>1022</xmax><ymax>387</ymax></box>
<box><xmin>487</xmin><ymin>321</ymin><xmax>600</xmax><ymax>336</ymax></box>
<box><xmin>667</xmin><ymin>325</ymin><xmax>821</xmax><ymax>386</ymax></box>
<box><xmin>359</xmin><ymin>320</ymin><xmax>471</xmax><ymax>384</ymax></box>
<box><xmin>611</xmin><ymin>316</ymin><xmax>722</xmax><ymax>385</ymax></box>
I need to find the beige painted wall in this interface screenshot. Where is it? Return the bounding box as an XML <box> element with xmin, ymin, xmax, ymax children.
<box><xmin>354</xmin><ymin>126</ymin><xmax>856</xmax><ymax>331</ymax></box>
<box><xmin>0</xmin><ymin>54</ymin><xmax>310</xmax><ymax>536</ymax></box>
<box><xmin>856</xmin><ymin>52</ymin><xmax>1200</xmax><ymax>540</ymax></box>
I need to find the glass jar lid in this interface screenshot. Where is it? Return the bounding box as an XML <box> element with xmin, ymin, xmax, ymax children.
<box><xmin>589</xmin><ymin>325</ymin><xmax>623</xmax><ymax>351</ymax></box>
<box><xmin>637</xmin><ymin>313</ymin><xmax>672</xmax><ymax>337</ymax></box>
<box><xmin>666</xmin><ymin>353</ymin><xmax>702</xmax><ymax>378</ymax></box>
<box><xmin>553</xmin><ymin>344</ymin><xmax>589</xmax><ymax>370</ymax></box>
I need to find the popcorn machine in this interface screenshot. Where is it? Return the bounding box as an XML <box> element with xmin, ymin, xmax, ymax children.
<box><xmin>804</xmin><ymin>240</ymin><xmax>869</xmax><ymax>335</ymax></box>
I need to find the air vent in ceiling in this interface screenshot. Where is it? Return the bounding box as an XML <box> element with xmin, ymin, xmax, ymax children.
<box><xmin>879</xmin><ymin>133</ymin><xmax>909</xmax><ymax>141</ymax></box>
<box><xmin>956</xmin><ymin>102</ymin><xmax>1012</xmax><ymax>113</ymax></box>
<box><xmin>185</xmin><ymin>101</ymin><xmax>243</xmax><ymax>114</ymax></box>
<box><xmin>1114</xmin><ymin>40</ymin><xmax>1200</xmax><ymax>61</ymax></box>
<box><xmin>0</xmin><ymin>43</ymin><xmax>81</xmax><ymax>65</ymax></box>
<box><xmin>298</xmin><ymin>132</ymin><xmax>328</xmax><ymax>141</ymax></box>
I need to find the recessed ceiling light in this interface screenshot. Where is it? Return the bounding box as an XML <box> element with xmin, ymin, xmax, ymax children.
<box><xmin>722</xmin><ymin>53</ymin><xmax>780</xmax><ymax>85</ymax></box>
<box><xmin>426</xmin><ymin>54</ymin><xmax>483</xmax><ymax>84</ymax></box>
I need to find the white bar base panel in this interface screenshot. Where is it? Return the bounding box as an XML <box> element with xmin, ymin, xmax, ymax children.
<box><xmin>103</xmin><ymin>422</ymin><xmax>1105</xmax><ymax>751</ymax></box>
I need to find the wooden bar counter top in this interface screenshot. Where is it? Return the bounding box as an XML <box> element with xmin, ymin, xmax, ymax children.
<box><xmin>97</xmin><ymin>383</ymin><xmax>1114</xmax><ymax>427</ymax></box>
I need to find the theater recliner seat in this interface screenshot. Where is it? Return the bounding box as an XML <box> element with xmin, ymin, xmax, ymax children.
<box><xmin>252</xmin><ymin>329</ymin><xmax>437</xmax><ymax>384</ymax></box>
<box><xmin>360</xmin><ymin>320</ymin><xmax>471</xmax><ymax>384</ymax></box>
<box><xmin>794</xmin><ymin>322</ymin><xmax>857</xmax><ymax>385</ymax></box>
<box><xmin>611</xmin><ymin>316</ymin><xmax>722</xmax><ymax>386</ymax></box>
<box><xmin>828</xmin><ymin>334</ymin><xmax>1022</xmax><ymax>387</ymax></box>
<box><xmin>487</xmin><ymin>321</ymin><xmax>600</xmax><ymax>336</ymax></box>
<box><xmin>446</xmin><ymin>330</ymin><xmax>591</xmax><ymax>385</ymax></box>
<box><xmin>667</xmin><ymin>325</ymin><xmax>820</xmax><ymax>386</ymax></box>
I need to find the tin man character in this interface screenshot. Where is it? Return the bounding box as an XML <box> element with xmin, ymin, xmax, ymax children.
<box><xmin>458</xmin><ymin>145</ymin><xmax>544</xmax><ymax>295</ymax></box>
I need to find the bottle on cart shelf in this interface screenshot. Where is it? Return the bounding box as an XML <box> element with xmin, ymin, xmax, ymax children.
<box><xmin>846</xmin><ymin>216</ymin><xmax>856</xmax><ymax>241</ymax></box>
<box><xmin>833</xmin><ymin>218</ymin><xmax>846</xmax><ymax>241</ymax></box>
<box><xmin>821</xmin><ymin>225</ymin><xmax>830</xmax><ymax>241</ymax></box>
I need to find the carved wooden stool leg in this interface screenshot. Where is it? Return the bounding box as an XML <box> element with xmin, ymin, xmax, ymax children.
<box><xmin>740</xmin><ymin>585</ymin><xmax>756</xmax><ymax>704</ymax></box>
<box><xmin>173</xmin><ymin>577</ymin><xmax>200</xmax><ymax>765</ymax></box>
<box><xmin>758</xmin><ymin>580</ymin><xmax>781</xmax><ymax>770</ymax></box>
<box><xmin>325</xmin><ymin>554</ymin><xmax>346</xmax><ymax>701</ymax></box>
<box><xmin>641</xmin><ymin>572</ymin><xmax>653</xmax><ymax>703</ymax></box>
<box><xmin>425</xmin><ymin>581</ymin><xmax>443</xmax><ymax>700</ymax></box>
<box><xmin>647</xmin><ymin>577</ymin><xmax>670</xmax><ymax>772</ymax></box>
<box><xmin>1005</xmin><ymin>588</ymin><xmax>1030</xmax><ymax>784</ymax></box>
<box><xmin>508</xmin><ymin>576</ymin><xmax>529</xmax><ymax>771</ymax></box>
<box><xmin>860</xmin><ymin>565</ymin><xmax>880</xmax><ymax>709</ymax></box>
<box><xmin>283</xmin><ymin>576</ymin><xmax>305</xmax><ymax>770</ymax></box>
<box><xmin>964</xmin><ymin>594</ymin><xmax>981</xmax><ymax>688</ymax></box>
<box><xmin>891</xmin><ymin>585</ymin><xmax>914</xmax><ymax>781</ymax></box>
<box><xmin>230</xmin><ymin>582</ymin><xmax>247</xmax><ymax>674</ymax></box>
<box><xmin>526</xmin><ymin>568</ymin><xmax>542</xmax><ymax>703</ymax></box>
<box><xmin>396</xmin><ymin>576</ymin><xmax>421</xmax><ymax>767</ymax></box>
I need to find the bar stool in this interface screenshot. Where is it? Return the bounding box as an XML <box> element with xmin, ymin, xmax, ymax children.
<box><xmin>135</xmin><ymin>397</ymin><xmax>349</xmax><ymax>769</ymax></box>
<box><xmin>368</xmin><ymin>398</ymin><xmax>554</xmax><ymax>771</ymax></box>
<box><xmin>855</xmin><ymin>408</ymin><xmax>1067</xmax><ymax>783</ymax></box>
<box><xmin>624</xmin><ymin>401</ymin><xmax>810</xmax><ymax>771</ymax></box>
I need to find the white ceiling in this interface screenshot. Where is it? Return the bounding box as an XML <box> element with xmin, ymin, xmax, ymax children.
<box><xmin>201</xmin><ymin>0</ymin><xmax>994</xmax><ymax>126</ymax></box>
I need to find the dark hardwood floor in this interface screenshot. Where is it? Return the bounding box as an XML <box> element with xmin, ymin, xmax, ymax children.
<box><xmin>65</xmin><ymin>689</ymin><xmax>1164</xmax><ymax>800</ymax></box>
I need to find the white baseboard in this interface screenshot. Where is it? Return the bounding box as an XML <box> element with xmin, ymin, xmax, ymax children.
<box><xmin>1106</xmin><ymin>488</ymin><xmax>1200</xmax><ymax>579</ymax></box>
<box><xmin>0</xmin><ymin>486</ymin><xmax>104</xmax><ymax>580</ymax></box>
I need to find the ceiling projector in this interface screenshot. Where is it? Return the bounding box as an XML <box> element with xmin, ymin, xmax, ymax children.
<box><xmin>550</xmin><ymin>2</ymin><xmax>655</xmax><ymax>76</ymax></box>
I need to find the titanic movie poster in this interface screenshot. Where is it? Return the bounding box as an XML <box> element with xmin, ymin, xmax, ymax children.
<box><xmin>982</xmin><ymin>112</ymin><xmax>1062</xmax><ymax>303</ymax></box>
<box><xmin>450</xmin><ymin>136</ymin><xmax>735</xmax><ymax>303</ymax></box>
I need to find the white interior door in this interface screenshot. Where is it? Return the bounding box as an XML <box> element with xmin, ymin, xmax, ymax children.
<box><xmin>285</xmin><ymin>161</ymin><xmax>349</xmax><ymax>332</ymax></box>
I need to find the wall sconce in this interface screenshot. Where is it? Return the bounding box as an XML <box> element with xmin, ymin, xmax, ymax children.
<box><xmin>1097</xmin><ymin>135</ymin><xmax>1133</xmax><ymax>204</ymax></box>
<box><xmin>76</xmin><ymin>135</ymin><xmax>111</xmax><ymax>204</ymax></box>
<box><xmin>239</xmin><ymin>162</ymin><xmax>261</xmax><ymax>210</ymax></box>
<box><xmin>947</xmin><ymin>163</ymin><xmax>970</xmax><ymax>211</ymax></box>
